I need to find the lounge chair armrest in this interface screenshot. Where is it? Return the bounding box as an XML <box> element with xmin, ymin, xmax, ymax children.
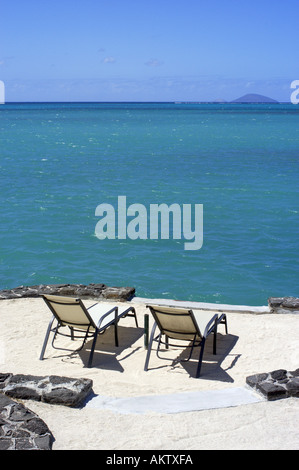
<box><xmin>217</xmin><ymin>313</ymin><xmax>226</xmax><ymax>323</ymax></box>
<box><xmin>96</xmin><ymin>306</ymin><xmax>118</xmax><ymax>329</ymax></box>
<box><xmin>203</xmin><ymin>314</ymin><xmax>218</xmax><ymax>338</ymax></box>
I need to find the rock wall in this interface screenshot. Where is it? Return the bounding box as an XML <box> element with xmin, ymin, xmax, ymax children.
<box><xmin>246</xmin><ymin>368</ymin><xmax>299</xmax><ymax>400</ymax></box>
<box><xmin>0</xmin><ymin>393</ymin><xmax>54</xmax><ymax>450</ymax></box>
<box><xmin>0</xmin><ymin>283</ymin><xmax>135</xmax><ymax>301</ymax></box>
<box><xmin>268</xmin><ymin>297</ymin><xmax>299</xmax><ymax>314</ymax></box>
<box><xmin>0</xmin><ymin>373</ymin><xmax>94</xmax><ymax>450</ymax></box>
<box><xmin>0</xmin><ymin>373</ymin><xmax>93</xmax><ymax>407</ymax></box>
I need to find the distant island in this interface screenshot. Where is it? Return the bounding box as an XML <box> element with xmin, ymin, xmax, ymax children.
<box><xmin>230</xmin><ymin>93</ymin><xmax>279</xmax><ymax>103</ymax></box>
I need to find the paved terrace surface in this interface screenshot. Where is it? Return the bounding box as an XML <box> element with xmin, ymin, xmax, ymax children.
<box><xmin>131</xmin><ymin>297</ymin><xmax>270</xmax><ymax>314</ymax></box>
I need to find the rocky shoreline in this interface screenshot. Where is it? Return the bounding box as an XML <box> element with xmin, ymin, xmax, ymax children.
<box><xmin>0</xmin><ymin>283</ymin><xmax>135</xmax><ymax>302</ymax></box>
<box><xmin>268</xmin><ymin>297</ymin><xmax>299</xmax><ymax>314</ymax></box>
<box><xmin>0</xmin><ymin>284</ymin><xmax>299</xmax><ymax>315</ymax></box>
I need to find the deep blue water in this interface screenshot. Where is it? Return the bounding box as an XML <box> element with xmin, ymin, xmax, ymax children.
<box><xmin>0</xmin><ymin>102</ymin><xmax>298</xmax><ymax>305</ymax></box>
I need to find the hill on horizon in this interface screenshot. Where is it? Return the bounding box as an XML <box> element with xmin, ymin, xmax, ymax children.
<box><xmin>231</xmin><ymin>93</ymin><xmax>279</xmax><ymax>103</ymax></box>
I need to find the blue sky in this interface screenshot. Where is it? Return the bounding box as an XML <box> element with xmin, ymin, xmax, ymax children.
<box><xmin>1</xmin><ymin>0</ymin><xmax>298</xmax><ymax>101</ymax></box>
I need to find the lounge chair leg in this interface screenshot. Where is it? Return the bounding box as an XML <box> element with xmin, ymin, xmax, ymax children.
<box><xmin>213</xmin><ymin>321</ymin><xmax>217</xmax><ymax>355</ymax></box>
<box><xmin>114</xmin><ymin>322</ymin><xmax>119</xmax><ymax>347</ymax></box>
<box><xmin>218</xmin><ymin>314</ymin><xmax>228</xmax><ymax>334</ymax></box>
<box><xmin>112</xmin><ymin>308</ymin><xmax>119</xmax><ymax>347</ymax></box>
<box><xmin>196</xmin><ymin>338</ymin><xmax>206</xmax><ymax>378</ymax></box>
<box><xmin>39</xmin><ymin>316</ymin><xmax>55</xmax><ymax>360</ymax></box>
<box><xmin>224</xmin><ymin>314</ymin><xmax>228</xmax><ymax>334</ymax></box>
<box><xmin>131</xmin><ymin>307</ymin><xmax>138</xmax><ymax>327</ymax></box>
<box><xmin>88</xmin><ymin>329</ymin><xmax>99</xmax><ymax>368</ymax></box>
<box><xmin>121</xmin><ymin>307</ymin><xmax>139</xmax><ymax>328</ymax></box>
<box><xmin>144</xmin><ymin>322</ymin><xmax>157</xmax><ymax>371</ymax></box>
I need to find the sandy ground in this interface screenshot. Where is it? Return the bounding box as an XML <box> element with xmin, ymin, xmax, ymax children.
<box><xmin>0</xmin><ymin>297</ymin><xmax>298</xmax><ymax>450</ymax></box>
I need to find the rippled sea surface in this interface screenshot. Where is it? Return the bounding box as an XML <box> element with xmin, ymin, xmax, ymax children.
<box><xmin>1</xmin><ymin>102</ymin><xmax>298</xmax><ymax>305</ymax></box>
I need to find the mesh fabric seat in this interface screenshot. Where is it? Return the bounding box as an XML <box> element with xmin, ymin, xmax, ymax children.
<box><xmin>144</xmin><ymin>304</ymin><xmax>227</xmax><ymax>377</ymax></box>
<box><xmin>40</xmin><ymin>294</ymin><xmax>138</xmax><ymax>367</ymax></box>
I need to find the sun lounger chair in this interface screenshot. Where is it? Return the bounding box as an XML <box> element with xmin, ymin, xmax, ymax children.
<box><xmin>144</xmin><ymin>305</ymin><xmax>227</xmax><ymax>377</ymax></box>
<box><xmin>40</xmin><ymin>294</ymin><xmax>138</xmax><ymax>367</ymax></box>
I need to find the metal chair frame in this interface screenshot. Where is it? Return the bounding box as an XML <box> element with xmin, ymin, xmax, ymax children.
<box><xmin>40</xmin><ymin>295</ymin><xmax>138</xmax><ymax>367</ymax></box>
<box><xmin>144</xmin><ymin>306</ymin><xmax>227</xmax><ymax>378</ymax></box>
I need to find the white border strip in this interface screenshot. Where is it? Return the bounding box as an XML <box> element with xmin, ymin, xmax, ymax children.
<box><xmin>85</xmin><ymin>387</ymin><xmax>264</xmax><ymax>414</ymax></box>
<box><xmin>131</xmin><ymin>297</ymin><xmax>270</xmax><ymax>314</ymax></box>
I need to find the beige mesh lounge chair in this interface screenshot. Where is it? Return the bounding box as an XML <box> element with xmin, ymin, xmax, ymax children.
<box><xmin>144</xmin><ymin>305</ymin><xmax>228</xmax><ymax>377</ymax></box>
<box><xmin>40</xmin><ymin>294</ymin><xmax>138</xmax><ymax>367</ymax></box>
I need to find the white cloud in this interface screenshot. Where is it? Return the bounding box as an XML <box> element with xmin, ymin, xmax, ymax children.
<box><xmin>145</xmin><ymin>58</ymin><xmax>164</xmax><ymax>67</ymax></box>
<box><xmin>102</xmin><ymin>56</ymin><xmax>116</xmax><ymax>64</ymax></box>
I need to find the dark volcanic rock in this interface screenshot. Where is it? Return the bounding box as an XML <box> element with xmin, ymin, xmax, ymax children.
<box><xmin>0</xmin><ymin>373</ymin><xmax>93</xmax><ymax>407</ymax></box>
<box><xmin>246</xmin><ymin>368</ymin><xmax>299</xmax><ymax>401</ymax></box>
<box><xmin>268</xmin><ymin>297</ymin><xmax>299</xmax><ymax>313</ymax></box>
<box><xmin>0</xmin><ymin>394</ymin><xmax>53</xmax><ymax>450</ymax></box>
<box><xmin>0</xmin><ymin>373</ymin><xmax>95</xmax><ymax>449</ymax></box>
<box><xmin>0</xmin><ymin>283</ymin><xmax>135</xmax><ymax>301</ymax></box>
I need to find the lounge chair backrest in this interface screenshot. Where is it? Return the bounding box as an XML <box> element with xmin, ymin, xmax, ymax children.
<box><xmin>147</xmin><ymin>305</ymin><xmax>201</xmax><ymax>341</ymax></box>
<box><xmin>42</xmin><ymin>294</ymin><xmax>95</xmax><ymax>329</ymax></box>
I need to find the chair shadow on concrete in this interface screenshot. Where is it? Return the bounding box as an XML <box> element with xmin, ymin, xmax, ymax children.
<box><xmin>151</xmin><ymin>332</ymin><xmax>240</xmax><ymax>382</ymax></box>
<box><xmin>77</xmin><ymin>325</ymin><xmax>144</xmax><ymax>372</ymax></box>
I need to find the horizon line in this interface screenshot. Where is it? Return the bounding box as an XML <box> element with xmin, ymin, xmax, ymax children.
<box><xmin>1</xmin><ymin>100</ymin><xmax>291</xmax><ymax>104</ymax></box>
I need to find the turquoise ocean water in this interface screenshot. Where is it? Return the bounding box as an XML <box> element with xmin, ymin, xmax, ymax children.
<box><xmin>0</xmin><ymin>102</ymin><xmax>298</xmax><ymax>305</ymax></box>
